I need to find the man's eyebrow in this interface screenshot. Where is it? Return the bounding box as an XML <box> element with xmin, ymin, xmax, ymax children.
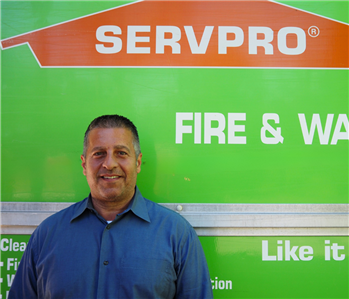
<box><xmin>90</xmin><ymin>145</ymin><xmax>131</xmax><ymax>153</ymax></box>
<box><xmin>114</xmin><ymin>145</ymin><xmax>131</xmax><ymax>152</ymax></box>
<box><xmin>90</xmin><ymin>146</ymin><xmax>106</xmax><ymax>152</ymax></box>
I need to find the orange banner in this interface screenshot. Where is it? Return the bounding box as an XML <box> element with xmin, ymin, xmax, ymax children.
<box><xmin>1</xmin><ymin>0</ymin><xmax>348</xmax><ymax>68</ymax></box>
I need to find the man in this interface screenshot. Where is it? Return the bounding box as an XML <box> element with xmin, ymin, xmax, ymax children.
<box><xmin>9</xmin><ymin>114</ymin><xmax>213</xmax><ymax>299</ymax></box>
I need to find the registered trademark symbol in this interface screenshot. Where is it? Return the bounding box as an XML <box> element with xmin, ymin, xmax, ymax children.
<box><xmin>308</xmin><ymin>26</ymin><xmax>320</xmax><ymax>37</ymax></box>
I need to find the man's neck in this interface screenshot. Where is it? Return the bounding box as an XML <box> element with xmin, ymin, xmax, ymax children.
<box><xmin>91</xmin><ymin>196</ymin><xmax>133</xmax><ymax>221</ymax></box>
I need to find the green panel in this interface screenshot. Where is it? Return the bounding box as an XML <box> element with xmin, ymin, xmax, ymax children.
<box><xmin>1</xmin><ymin>1</ymin><xmax>348</xmax><ymax>205</ymax></box>
<box><xmin>199</xmin><ymin>236</ymin><xmax>348</xmax><ymax>299</ymax></box>
<box><xmin>278</xmin><ymin>0</ymin><xmax>349</xmax><ymax>24</ymax></box>
<box><xmin>1</xmin><ymin>54</ymin><xmax>348</xmax><ymax>203</ymax></box>
<box><xmin>1</xmin><ymin>235</ymin><xmax>348</xmax><ymax>299</ymax></box>
<box><xmin>0</xmin><ymin>235</ymin><xmax>31</xmax><ymax>298</ymax></box>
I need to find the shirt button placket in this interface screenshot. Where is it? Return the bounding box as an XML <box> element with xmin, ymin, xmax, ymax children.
<box><xmin>97</xmin><ymin>224</ymin><xmax>112</xmax><ymax>298</ymax></box>
<box><xmin>103</xmin><ymin>225</ymin><xmax>110</xmax><ymax>267</ymax></box>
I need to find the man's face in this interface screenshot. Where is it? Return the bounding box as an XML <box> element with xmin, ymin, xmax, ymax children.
<box><xmin>81</xmin><ymin>127</ymin><xmax>142</xmax><ymax>203</ymax></box>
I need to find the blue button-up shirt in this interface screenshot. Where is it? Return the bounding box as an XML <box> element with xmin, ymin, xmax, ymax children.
<box><xmin>9</xmin><ymin>187</ymin><xmax>213</xmax><ymax>299</ymax></box>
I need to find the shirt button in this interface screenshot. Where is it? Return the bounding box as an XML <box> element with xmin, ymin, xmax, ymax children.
<box><xmin>106</xmin><ymin>225</ymin><xmax>111</xmax><ymax>229</ymax></box>
<box><xmin>103</xmin><ymin>261</ymin><xmax>109</xmax><ymax>265</ymax></box>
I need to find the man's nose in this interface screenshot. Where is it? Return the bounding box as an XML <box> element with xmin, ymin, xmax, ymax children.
<box><xmin>102</xmin><ymin>153</ymin><xmax>118</xmax><ymax>169</ymax></box>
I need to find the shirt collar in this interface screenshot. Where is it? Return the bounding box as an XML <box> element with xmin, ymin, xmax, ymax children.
<box><xmin>71</xmin><ymin>186</ymin><xmax>150</xmax><ymax>223</ymax></box>
<box><xmin>130</xmin><ymin>186</ymin><xmax>151</xmax><ymax>223</ymax></box>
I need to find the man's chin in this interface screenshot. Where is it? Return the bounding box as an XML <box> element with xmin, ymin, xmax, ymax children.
<box><xmin>93</xmin><ymin>189</ymin><xmax>131</xmax><ymax>203</ymax></box>
<box><xmin>91</xmin><ymin>185</ymin><xmax>135</xmax><ymax>203</ymax></box>
<box><xmin>100</xmin><ymin>193</ymin><xmax>124</xmax><ymax>202</ymax></box>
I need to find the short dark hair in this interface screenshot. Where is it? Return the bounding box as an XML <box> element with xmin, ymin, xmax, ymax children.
<box><xmin>83</xmin><ymin>114</ymin><xmax>141</xmax><ymax>157</ymax></box>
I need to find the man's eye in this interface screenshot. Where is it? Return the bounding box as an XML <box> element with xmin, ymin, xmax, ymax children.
<box><xmin>93</xmin><ymin>152</ymin><xmax>104</xmax><ymax>156</ymax></box>
<box><xmin>118</xmin><ymin>151</ymin><xmax>127</xmax><ymax>156</ymax></box>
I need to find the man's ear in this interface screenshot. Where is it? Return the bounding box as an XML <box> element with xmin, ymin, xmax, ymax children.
<box><xmin>81</xmin><ymin>155</ymin><xmax>87</xmax><ymax>176</ymax></box>
<box><xmin>136</xmin><ymin>153</ymin><xmax>142</xmax><ymax>174</ymax></box>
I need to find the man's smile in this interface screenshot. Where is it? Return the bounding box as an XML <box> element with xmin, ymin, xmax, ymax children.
<box><xmin>100</xmin><ymin>175</ymin><xmax>122</xmax><ymax>180</ymax></box>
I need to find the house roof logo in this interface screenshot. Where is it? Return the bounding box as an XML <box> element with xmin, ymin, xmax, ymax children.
<box><xmin>1</xmin><ymin>0</ymin><xmax>348</xmax><ymax>68</ymax></box>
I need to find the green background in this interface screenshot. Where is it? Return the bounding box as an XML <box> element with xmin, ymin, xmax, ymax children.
<box><xmin>1</xmin><ymin>235</ymin><xmax>348</xmax><ymax>298</ymax></box>
<box><xmin>1</xmin><ymin>1</ymin><xmax>348</xmax><ymax>204</ymax></box>
<box><xmin>1</xmin><ymin>2</ymin><xmax>348</xmax><ymax>299</ymax></box>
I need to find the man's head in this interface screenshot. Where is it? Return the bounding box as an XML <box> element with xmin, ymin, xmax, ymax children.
<box><xmin>83</xmin><ymin>114</ymin><xmax>141</xmax><ymax>158</ymax></box>
<box><xmin>81</xmin><ymin>115</ymin><xmax>142</xmax><ymax>204</ymax></box>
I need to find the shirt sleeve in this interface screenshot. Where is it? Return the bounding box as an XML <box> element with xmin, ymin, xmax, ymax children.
<box><xmin>8</xmin><ymin>232</ymin><xmax>38</xmax><ymax>299</ymax></box>
<box><xmin>174</xmin><ymin>225</ymin><xmax>213</xmax><ymax>299</ymax></box>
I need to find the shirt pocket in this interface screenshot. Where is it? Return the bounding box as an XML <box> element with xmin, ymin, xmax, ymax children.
<box><xmin>118</xmin><ymin>257</ymin><xmax>175</xmax><ymax>299</ymax></box>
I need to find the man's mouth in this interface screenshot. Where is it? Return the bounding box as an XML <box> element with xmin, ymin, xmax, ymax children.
<box><xmin>101</xmin><ymin>175</ymin><xmax>120</xmax><ymax>179</ymax></box>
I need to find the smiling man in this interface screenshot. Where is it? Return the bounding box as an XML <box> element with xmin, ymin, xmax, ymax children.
<box><xmin>9</xmin><ymin>114</ymin><xmax>213</xmax><ymax>299</ymax></box>
<box><xmin>81</xmin><ymin>124</ymin><xmax>142</xmax><ymax>221</ymax></box>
